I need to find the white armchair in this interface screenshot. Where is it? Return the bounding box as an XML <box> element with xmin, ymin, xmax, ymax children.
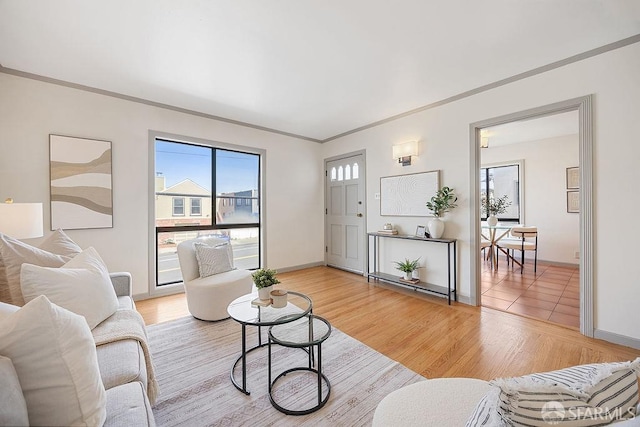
<box><xmin>176</xmin><ymin>237</ymin><xmax>253</xmax><ymax>321</ymax></box>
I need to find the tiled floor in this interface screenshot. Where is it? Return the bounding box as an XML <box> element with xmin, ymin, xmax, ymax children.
<box><xmin>480</xmin><ymin>253</ymin><xmax>580</xmax><ymax>329</ymax></box>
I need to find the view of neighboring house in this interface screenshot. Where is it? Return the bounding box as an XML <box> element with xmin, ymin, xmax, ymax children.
<box><xmin>155</xmin><ymin>176</ymin><xmax>212</xmax><ymax>227</ymax></box>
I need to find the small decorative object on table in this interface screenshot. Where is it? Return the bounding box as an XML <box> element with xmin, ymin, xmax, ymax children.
<box><xmin>394</xmin><ymin>257</ymin><xmax>420</xmax><ymax>281</ymax></box>
<box><xmin>425</xmin><ymin>186</ymin><xmax>458</xmax><ymax>239</ymax></box>
<box><xmin>415</xmin><ymin>225</ymin><xmax>426</xmax><ymax>238</ymax></box>
<box><xmin>252</xmin><ymin>268</ymin><xmax>281</xmax><ymax>300</ymax></box>
<box><xmin>251</xmin><ymin>298</ymin><xmax>271</xmax><ymax>307</ymax></box>
<box><xmin>270</xmin><ymin>289</ymin><xmax>288</xmax><ymax>308</ymax></box>
<box><xmin>481</xmin><ymin>194</ymin><xmax>511</xmax><ymax>226</ymax></box>
<box><xmin>378</xmin><ymin>223</ymin><xmax>398</xmax><ymax>234</ymax></box>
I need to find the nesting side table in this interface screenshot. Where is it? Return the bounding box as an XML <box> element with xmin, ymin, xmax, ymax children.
<box><xmin>268</xmin><ymin>314</ymin><xmax>332</xmax><ymax>415</ymax></box>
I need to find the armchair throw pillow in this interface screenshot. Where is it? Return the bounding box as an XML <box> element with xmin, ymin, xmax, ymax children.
<box><xmin>194</xmin><ymin>241</ymin><xmax>233</xmax><ymax>278</ymax></box>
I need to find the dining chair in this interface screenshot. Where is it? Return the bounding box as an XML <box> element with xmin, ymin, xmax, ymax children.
<box><xmin>497</xmin><ymin>226</ymin><xmax>538</xmax><ymax>273</ymax></box>
<box><xmin>480</xmin><ymin>239</ymin><xmax>492</xmax><ymax>261</ymax></box>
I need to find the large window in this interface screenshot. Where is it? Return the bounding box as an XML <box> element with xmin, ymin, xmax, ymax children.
<box><xmin>480</xmin><ymin>163</ymin><xmax>521</xmax><ymax>222</ymax></box>
<box><xmin>155</xmin><ymin>139</ymin><xmax>261</xmax><ymax>286</ymax></box>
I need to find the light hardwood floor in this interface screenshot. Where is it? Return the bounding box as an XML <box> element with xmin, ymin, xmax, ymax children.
<box><xmin>136</xmin><ymin>266</ymin><xmax>639</xmax><ymax>381</ymax></box>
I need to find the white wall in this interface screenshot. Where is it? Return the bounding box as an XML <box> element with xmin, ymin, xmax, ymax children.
<box><xmin>0</xmin><ymin>73</ymin><xmax>325</xmax><ymax>298</ymax></box>
<box><xmin>482</xmin><ymin>134</ymin><xmax>580</xmax><ymax>264</ymax></box>
<box><xmin>322</xmin><ymin>42</ymin><xmax>640</xmax><ymax>342</ymax></box>
<box><xmin>2</xmin><ymin>41</ymin><xmax>639</xmax><ymax>343</ymax></box>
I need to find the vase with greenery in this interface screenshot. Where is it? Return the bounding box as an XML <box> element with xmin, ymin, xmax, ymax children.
<box><xmin>252</xmin><ymin>268</ymin><xmax>281</xmax><ymax>300</ymax></box>
<box><xmin>425</xmin><ymin>186</ymin><xmax>458</xmax><ymax>238</ymax></box>
<box><xmin>394</xmin><ymin>257</ymin><xmax>420</xmax><ymax>280</ymax></box>
<box><xmin>481</xmin><ymin>194</ymin><xmax>511</xmax><ymax>226</ymax></box>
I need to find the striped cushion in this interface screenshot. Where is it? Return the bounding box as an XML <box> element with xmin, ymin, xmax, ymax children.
<box><xmin>492</xmin><ymin>362</ymin><xmax>640</xmax><ymax>426</ymax></box>
<box><xmin>465</xmin><ymin>386</ymin><xmax>504</xmax><ymax>426</ymax></box>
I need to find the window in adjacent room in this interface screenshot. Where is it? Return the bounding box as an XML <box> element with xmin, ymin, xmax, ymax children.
<box><xmin>480</xmin><ymin>162</ymin><xmax>522</xmax><ymax>222</ymax></box>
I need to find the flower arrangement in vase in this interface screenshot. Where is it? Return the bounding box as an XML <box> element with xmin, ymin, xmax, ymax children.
<box><xmin>425</xmin><ymin>186</ymin><xmax>458</xmax><ymax>238</ymax></box>
<box><xmin>481</xmin><ymin>194</ymin><xmax>511</xmax><ymax>226</ymax></box>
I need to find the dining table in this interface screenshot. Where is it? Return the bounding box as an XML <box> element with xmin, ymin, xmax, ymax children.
<box><xmin>481</xmin><ymin>222</ymin><xmax>520</xmax><ymax>270</ymax></box>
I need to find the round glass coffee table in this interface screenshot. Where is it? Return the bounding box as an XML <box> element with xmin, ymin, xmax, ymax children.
<box><xmin>227</xmin><ymin>291</ymin><xmax>312</xmax><ymax>395</ymax></box>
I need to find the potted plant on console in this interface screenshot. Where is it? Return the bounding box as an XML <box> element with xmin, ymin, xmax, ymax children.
<box><xmin>482</xmin><ymin>194</ymin><xmax>511</xmax><ymax>226</ymax></box>
<box><xmin>394</xmin><ymin>257</ymin><xmax>420</xmax><ymax>281</ymax></box>
<box><xmin>252</xmin><ymin>268</ymin><xmax>281</xmax><ymax>300</ymax></box>
<box><xmin>425</xmin><ymin>186</ymin><xmax>458</xmax><ymax>239</ymax></box>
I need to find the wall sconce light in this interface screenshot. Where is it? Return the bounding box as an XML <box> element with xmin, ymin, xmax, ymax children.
<box><xmin>392</xmin><ymin>140</ymin><xmax>419</xmax><ymax>166</ymax></box>
<box><xmin>0</xmin><ymin>198</ymin><xmax>44</xmax><ymax>239</ymax></box>
<box><xmin>480</xmin><ymin>136</ymin><xmax>489</xmax><ymax>148</ymax></box>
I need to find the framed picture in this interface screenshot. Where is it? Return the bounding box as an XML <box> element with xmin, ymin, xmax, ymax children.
<box><xmin>50</xmin><ymin>134</ymin><xmax>113</xmax><ymax>230</ymax></box>
<box><xmin>415</xmin><ymin>225</ymin><xmax>426</xmax><ymax>237</ymax></box>
<box><xmin>567</xmin><ymin>190</ymin><xmax>579</xmax><ymax>213</ymax></box>
<box><xmin>566</xmin><ymin>167</ymin><xmax>579</xmax><ymax>189</ymax></box>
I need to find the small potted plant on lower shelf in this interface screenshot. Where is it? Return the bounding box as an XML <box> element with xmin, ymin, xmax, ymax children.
<box><xmin>252</xmin><ymin>268</ymin><xmax>281</xmax><ymax>300</ymax></box>
<box><xmin>394</xmin><ymin>257</ymin><xmax>420</xmax><ymax>281</ymax></box>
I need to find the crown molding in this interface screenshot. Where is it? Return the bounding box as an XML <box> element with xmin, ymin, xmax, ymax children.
<box><xmin>2</xmin><ymin>33</ymin><xmax>639</xmax><ymax>143</ymax></box>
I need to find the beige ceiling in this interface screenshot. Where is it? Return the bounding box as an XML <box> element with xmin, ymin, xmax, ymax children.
<box><xmin>1</xmin><ymin>1</ymin><xmax>639</xmax><ymax>142</ymax></box>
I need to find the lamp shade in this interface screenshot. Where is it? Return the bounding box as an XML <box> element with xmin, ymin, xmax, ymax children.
<box><xmin>0</xmin><ymin>202</ymin><xmax>44</xmax><ymax>239</ymax></box>
<box><xmin>392</xmin><ymin>141</ymin><xmax>419</xmax><ymax>159</ymax></box>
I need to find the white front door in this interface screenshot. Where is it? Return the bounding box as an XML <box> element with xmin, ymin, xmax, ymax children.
<box><xmin>325</xmin><ymin>154</ymin><xmax>365</xmax><ymax>273</ymax></box>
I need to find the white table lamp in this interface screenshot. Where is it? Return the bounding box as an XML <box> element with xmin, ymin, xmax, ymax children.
<box><xmin>0</xmin><ymin>198</ymin><xmax>44</xmax><ymax>239</ymax></box>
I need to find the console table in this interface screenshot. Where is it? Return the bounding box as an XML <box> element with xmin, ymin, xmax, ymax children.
<box><xmin>367</xmin><ymin>232</ymin><xmax>457</xmax><ymax>304</ymax></box>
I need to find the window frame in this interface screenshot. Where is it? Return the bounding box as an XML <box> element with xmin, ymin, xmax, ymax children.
<box><xmin>480</xmin><ymin>160</ymin><xmax>524</xmax><ymax>223</ymax></box>
<box><xmin>190</xmin><ymin>198</ymin><xmax>202</xmax><ymax>216</ymax></box>
<box><xmin>151</xmin><ymin>132</ymin><xmax>265</xmax><ymax>292</ymax></box>
<box><xmin>172</xmin><ymin>197</ymin><xmax>185</xmax><ymax>216</ymax></box>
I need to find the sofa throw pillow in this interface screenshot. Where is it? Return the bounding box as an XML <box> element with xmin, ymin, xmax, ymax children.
<box><xmin>0</xmin><ymin>355</ymin><xmax>29</xmax><ymax>426</ymax></box>
<box><xmin>0</xmin><ymin>296</ymin><xmax>106</xmax><ymax>427</ymax></box>
<box><xmin>0</xmin><ymin>233</ymin><xmax>70</xmax><ymax>305</ymax></box>
<box><xmin>0</xmin><ymin>301</ymin><xmax>19</xmax><ymax>321</ymax></box>
<box><xmin>38</xmin><ymin>229</ymin><xmax>82</xmax><ymax>257</ymax></box>
<box><xmin>464</xmin><ymin>386</ymin><xmax>504</xmax><ymax>427</ymax></box>
<box><xmin>491</xmin><ymin>359</ymin><xmax>640</xmax><ymax>426</ymax></box>
<box><xmin>194</xmin><ymin>241</ymin><xmax>233</xmax><ymax>278</ymax></box>
<box><xmin>20</xmin><ymin>247</ymin><xmax>119</xmax><ymax>329</ymax></box>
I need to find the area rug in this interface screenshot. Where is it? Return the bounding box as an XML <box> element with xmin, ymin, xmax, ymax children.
<box><xmin>148</xmin><ymin>315</ymin><xmax>425</xmax><ymax>426</ymax></box>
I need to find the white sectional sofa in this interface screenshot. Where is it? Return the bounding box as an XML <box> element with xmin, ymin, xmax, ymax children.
<box><xmin>0</xmin><ymin>272</ymin><xmax>156</xmax><ymax>427</ymax></box>
<box><xmin>0</xmin><ymin>231</ymin><xmax>156</xmax><ymax>426</ymax></box>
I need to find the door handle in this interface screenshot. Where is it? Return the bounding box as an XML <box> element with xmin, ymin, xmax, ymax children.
<box><xmin>357</xmin><ymin>213</ymin><xmax>363</xmax><ymax>217</ymax></box>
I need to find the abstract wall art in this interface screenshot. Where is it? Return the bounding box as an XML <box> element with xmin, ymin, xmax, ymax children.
<box><xmin>380</xmin><ymin>170</ymin><xmax>439</xmax><ymax>216</ymax></box>
<box><xmin>50</xmin><ymin>134</ymin><xmax>113</xmax><ymax>230</ymax></box>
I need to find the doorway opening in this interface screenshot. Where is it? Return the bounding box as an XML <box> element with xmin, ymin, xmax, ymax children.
<box><xmin>478</xmin><ymin>112</ymin><xmax>580</xmax><ymax>328</ymax></box>
<box><xmin>470</xmin><ymin>96</ymin><xmax>594</xmax><ymax>337</ymax></box>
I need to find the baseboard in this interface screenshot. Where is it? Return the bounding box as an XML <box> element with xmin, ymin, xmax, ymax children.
<box><xmin>594</xmin><ymin>329</ymin><xmax>640</xmax><ymax>350</ymax></box>
<box><xmin>457</xmin><ymin>294</ymin><xmax>473</xmax><ymax>305</ymax></box>
<box><xmin>538</xmin><ymin>259</ymin><xmax>579</xmax><ymax>268</ymax></box>
<box><xmin>135</xmin><ymin>282</ymin><xmax>185</xmax><ymax>301</ymax></box>
<box><xmin>276</xmin><ymin>261</ymin><xmax>325</xmax><ymax>273</ymax></box>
